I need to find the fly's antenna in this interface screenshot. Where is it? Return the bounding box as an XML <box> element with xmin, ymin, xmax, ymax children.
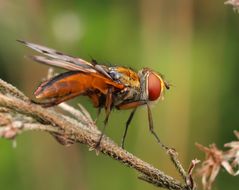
<box><xmin>164</xmin><ymin>80</ymin><xmax>173</xmax><ymax>90</ymax></box>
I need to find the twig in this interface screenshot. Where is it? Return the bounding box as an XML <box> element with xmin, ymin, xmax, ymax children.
<box><xmin>167</xmin><ymin>149</ymin><xmax>199</xmax><ymax>190</ymax></box>
<box><xmin>0</xmin><ymin>78</ymin><xmax>193</xmax><ymax>190</ymax></box>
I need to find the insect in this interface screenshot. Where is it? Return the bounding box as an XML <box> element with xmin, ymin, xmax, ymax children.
<box><xmin>18</xmin><ymin>40</ymin><xmax>170</xmax><ymax>149</ymax></box>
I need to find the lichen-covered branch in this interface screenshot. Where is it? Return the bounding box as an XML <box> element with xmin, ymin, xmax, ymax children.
<box><xmin>0</xmin><ymin>78</ymin><xmax>194</xmax><ymax>190</ymax></box>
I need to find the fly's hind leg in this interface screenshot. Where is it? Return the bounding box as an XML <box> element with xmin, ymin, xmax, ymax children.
<box><xmin>95</xmin><ymin>88</ymin><xmax>113</xmax><ymax>149</ymax></box>
<box><xmin>94</xmin><ymin>107</ymin><xmax>102</xmax><ymax>123</ymax></box>
<box><xmin>96</xmin><ymin>107</ymin><xmax>110</xmax><ymax>148</ymax></box>
<box><xmin>95</xmin><ymin>108</ymin><xmax>111</xmax><ymax>149</ymax></box>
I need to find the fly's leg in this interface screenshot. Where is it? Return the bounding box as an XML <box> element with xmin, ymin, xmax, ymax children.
<box><xmin>121</xmin><ymin>107</ymin><xmax>137</xmax><ymax>149</ymax></box>
<box><xmin>96</xmin><ymin>108</ymin><xmax>110</xmax><ymax>146</ymax></box>
<box><xmin>95</xmin><ymin>88</ymin><xmax>112</xmax><ymax>148</ymax></box>
<box><xmin>146</xmin><ymin>103</ymin><xmax>169</xmax><ymax>150</ymax></box>
<box><xmin>95</xmin><ymin>106</ymin><xmax>111</xmax><ymax>148</ymax></box>
<box><xmin>94</xmin><ymin>107</ymin><xmax>102</xmax><ymax>123</ymax></box>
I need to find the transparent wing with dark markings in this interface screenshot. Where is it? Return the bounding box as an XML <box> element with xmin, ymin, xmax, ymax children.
<box><xmin>30</xmin><ymin>55</ymin><xmax>97</xmax><ymax>73</ymax></box>
<box><xmin>18</xmin><ymin>40</ymin><xmax>97</xmax><ymax>73</ymax></box>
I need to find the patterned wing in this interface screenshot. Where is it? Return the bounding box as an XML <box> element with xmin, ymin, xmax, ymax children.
<box><xmin>30</xmin><ymin>55</ymin><xmax>96</xmax><ymax>72</ymax></box>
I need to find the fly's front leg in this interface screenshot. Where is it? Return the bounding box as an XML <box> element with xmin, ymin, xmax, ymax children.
<box><xmin>146</xmin><ymin>103</ymin><xmax>169</xmax><ymax>150</ymax></box>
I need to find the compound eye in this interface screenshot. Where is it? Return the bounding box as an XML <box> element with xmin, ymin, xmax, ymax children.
<box><xmin>148</xmin><ymin>72</ymin><xmax>162</xmax><ymax>101</ymax></box>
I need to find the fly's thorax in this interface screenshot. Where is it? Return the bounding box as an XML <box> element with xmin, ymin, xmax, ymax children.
<box><xmin>108</xmin><ymin>66</ymin><xmax>140</xmax><ymax>88</ymax></box>
<box><xmin>103</xmin><ymin>66</ymin><xmax>142</xmax><ymax>108</ymax></box>
<box><xmin>138</xmin><ymin>68</ymin><xmax>168</xmax><ymax>102</ymax></box>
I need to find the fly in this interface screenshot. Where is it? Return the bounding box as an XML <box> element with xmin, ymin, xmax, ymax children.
<box><xmin>18</xmin><ymin>40</ymin><xmax>170</xmax><ymax>149</ymax></box>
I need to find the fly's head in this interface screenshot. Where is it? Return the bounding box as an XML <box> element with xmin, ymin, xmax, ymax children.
<box><xmin>138</xmin><ymin>68</ymin><xmax>170</xmax><ymax>102</ymax></box>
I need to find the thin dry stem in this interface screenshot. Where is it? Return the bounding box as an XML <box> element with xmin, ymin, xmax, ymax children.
<box><xmin>0</xmin><ymin>78</ymin><xmax>193</xmax><ymax>190</ymax></box>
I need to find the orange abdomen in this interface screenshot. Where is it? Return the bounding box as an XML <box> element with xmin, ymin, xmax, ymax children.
<box><xmin>34</xmin><ymin>71</ymin><xmax>124</xmax><ymax>105</ymax></box>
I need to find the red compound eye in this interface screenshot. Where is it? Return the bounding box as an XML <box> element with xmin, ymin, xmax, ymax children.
<box><xmin>148</xmin><ymin>72</ymin><xmax>162</xmax><ymax>101</ymax></box>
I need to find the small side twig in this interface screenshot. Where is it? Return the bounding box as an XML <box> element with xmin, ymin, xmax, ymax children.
<box><xmin>168</xmin><ymin>149</ymin><xmax>188</xmax><ymax>180</ymax></box>
<box><xmin>167</xmin><ymin>149</ymin><xmax>199</xmax><ymax>190</ymax></box>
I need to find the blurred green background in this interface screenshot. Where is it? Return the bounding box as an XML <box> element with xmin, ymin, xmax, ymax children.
<box><xmin>0</xmin><ymin>0</ymin><xmax>239</xmax><ymax>190</ymax></box>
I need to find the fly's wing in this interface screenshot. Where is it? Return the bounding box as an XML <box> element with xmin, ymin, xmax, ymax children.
<box><xmin>30</xmin><ymin>55</ymin><xmax>95</xmax><ymax>72</ymax></box>
<box><xmin>18</xmin><ymin>40</ymin><xmax>112</xmax><ymax>77</ymax></box>
<box><xmin>18</xmin><ymin>40</ymin><xmax>92</xmax><ymax>66</ymax></box>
